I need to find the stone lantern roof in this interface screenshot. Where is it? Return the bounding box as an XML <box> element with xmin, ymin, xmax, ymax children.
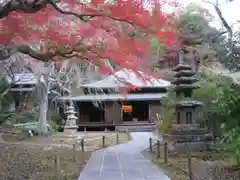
<box><xmin>174</xmin><ymin>70</ymin><xmax>196</xmax><ymax>78</ymax></box>
<box><xmin>173</xmin><ymin>84</ymin><xmax>200</xmax><ymax>92</ymax></box>
<box><xmin>172</xmin><ymin>77</ymin><xmax>198</xmax><ymax>85</ymax></box>
<box><xmin>174</xmin><ymin>100</ymin><xmax>203</xmax><ymax>108</ymax></box>
<box><xmin>172</xmin><ymin>64</ymin><xmax>192</xmax><ymax>72</ymax></box>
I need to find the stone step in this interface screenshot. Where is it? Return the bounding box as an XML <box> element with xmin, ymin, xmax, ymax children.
<box><xmin>171</xmin><ymin>141</ymin><xmax>214</xmax><ymax>153</ymax></box>
<box><xmin>64</xmin><ymin>125</ymin><xmax>78</xmax><ymax>129</ymax></box>
<box><xmin>167</xmin><ymin>128</ymin><xmax>209</xmax><ymax>135</ymax></box>
<box><xmin>116</xmin><ymin>125</ymin><xmax>155</xmax><ymax>132</ymax></box>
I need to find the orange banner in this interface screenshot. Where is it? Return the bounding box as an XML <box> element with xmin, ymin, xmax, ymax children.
<box><xmin>122</xmin><ymin>105</ymin><xmax>132</xmax><ymax>112</ymax></box>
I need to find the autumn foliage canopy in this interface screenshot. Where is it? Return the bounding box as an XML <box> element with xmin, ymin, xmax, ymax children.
<box><xmin>0</xmin><ymin>0</ymin><xmax>178</xmax><ymax>73</ymax></box>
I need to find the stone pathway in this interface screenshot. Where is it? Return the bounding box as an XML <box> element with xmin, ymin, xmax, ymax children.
<box><xmin>78</xmin><ymin>132</ymin><xmax>170</xmax><ymax>180</ymax></box>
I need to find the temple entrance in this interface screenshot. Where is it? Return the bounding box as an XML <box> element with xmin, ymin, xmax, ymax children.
<box><xmin>122</xmin><ymin>101</ymin><xmax>149</xmax><ymax>122</ymax></box>
<box><xmin>122</xmin><ymin>105</ymin><xmax>133</xmax><ymax>122</ymax></box>
<box><xmin>78</xmin><ymin>102</ymin><xmax>105</xmax><ymax>123</ymax></box>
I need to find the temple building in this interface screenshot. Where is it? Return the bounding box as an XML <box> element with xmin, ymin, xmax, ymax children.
<box><xmin>5</xmin><ymin>73</ymin><xmax>69</xmax><ymax>112</ymax></box>
<box><xmin>58</xmin><ymin>69</ymin><xmax>171</xmax><ymax>130</ymax></box>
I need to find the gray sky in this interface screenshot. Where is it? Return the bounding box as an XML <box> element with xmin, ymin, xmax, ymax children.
<box><xmin>180</xmin><ymin>0</ymin><xmax>240</xmax><ymax>31</ymax></box>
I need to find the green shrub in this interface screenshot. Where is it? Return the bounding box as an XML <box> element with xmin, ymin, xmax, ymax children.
<box><xmin>157</xmin><ymin>89</ymin><xmax>176</xmax><ymax>133</ymax></box>
<box><xmin>194</xmin><ymin>72</ymin><xmax>240</xmax><ymax>166</ymax></box>
<box><xmin>47</xmin><ymin>110</ymin><xmax>61</xmax><ymax>131</ymax></box>
<box><xmin>1</xmin><ymin>110</ymin><xmax>38</xmax><ymax>125</ymax></box>
<box><xmin>157</xmin><ymin>107</ymin><xmax>174</xmax><ymax>133</ymax></box>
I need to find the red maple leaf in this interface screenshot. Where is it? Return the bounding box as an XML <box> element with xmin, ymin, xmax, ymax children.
<box><xmin>0</xmin><ymin>0</ymin><xmax>180</xmax><ymax>82</ymax></box>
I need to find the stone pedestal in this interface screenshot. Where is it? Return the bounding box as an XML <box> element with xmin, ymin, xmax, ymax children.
<box><xmin>66</xmin><ymin>119</ymin><xmax>76</xmax><ymax>126</ymax></box>
<box><xmin>162</xmin><ymin>124</ymin><xmax>213</xmax><ymax>152</ymax></box>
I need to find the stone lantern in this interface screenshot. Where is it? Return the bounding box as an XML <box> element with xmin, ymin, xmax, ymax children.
<box><xmin>65</xmin><ymin>105</ymin><xmax>77</xmax><ymax>127</ymax></box>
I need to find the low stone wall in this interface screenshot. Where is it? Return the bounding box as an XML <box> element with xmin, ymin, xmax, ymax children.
<box><xmin>13</xmin><ymin>122</ymin><xmax>51</xmax><ymax>131</ymax></box>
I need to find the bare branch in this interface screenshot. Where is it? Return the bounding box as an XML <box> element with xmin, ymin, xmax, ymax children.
<box><xmin>0</xmin><ymin>0</ymin><xmax>137</xmax><ymax>28</ymax></box>
<box><xmin>203</xmin><ymin>0</ymin><xmax>233</xmax><ymax>42</ymax></box>
<box><xmin>0</xmin><ymin>45</ymin><xmax>63</xmax><ymax>61</ymax></box>
<box><xmin>0</xmin><ymin>0</ymin><xmax>51</xmax><ymax>18</ymax></box>
<box><xmin>0</xmin><ymin>40</ymin><xmax>93</xmax><ymax>62</ymax></box>
<box><xmin>211</xmin><ymin>30</ymin><xmax>228</xmax><ymax>42</ymax></box>
<box><xmin>49</xmin><ymin>1</ymin><xmax>137</xmax><ymax>26</ymax></box>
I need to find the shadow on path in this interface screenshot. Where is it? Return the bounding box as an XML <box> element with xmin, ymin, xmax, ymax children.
<box><xmin>78</xmin><ymin>132</ymin><xmax>171</xmax><ymax>180</ymax></box>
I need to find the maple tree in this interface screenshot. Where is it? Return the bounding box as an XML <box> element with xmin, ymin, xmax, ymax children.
<box><xmin>0</xmin><ymin>0</ymin><xmax>179</xmax><ymax>74</ymax></box>
<box><xmin>0</xmin><ymin>0</ymin><xmax>180</xmax><ymax>134</ymax></box>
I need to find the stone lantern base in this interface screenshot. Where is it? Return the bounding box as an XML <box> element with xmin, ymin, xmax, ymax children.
<box><xmin>161</xmin><ymin>124</ymin><xmax>213</xmax><ymax>152</ymax></box>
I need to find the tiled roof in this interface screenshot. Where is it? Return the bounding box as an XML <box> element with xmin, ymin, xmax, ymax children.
<box><xmin>58</xmin><ymin>93</ymin><xmax>166</xmax><ymax>101</ymax></box>
<box><xmin>83</xmin><ymin>69</ymin><xmax>170</xmax><ymax>88</ymax></box>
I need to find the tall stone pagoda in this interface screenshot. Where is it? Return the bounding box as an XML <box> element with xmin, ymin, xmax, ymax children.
<box><xmin>162</xmin><ymin>52</ymin><xmax>213</xmax><ymax>152</ymax></box>
<box><xmin>172</xmin><ymin>56</ymin><xmax>202</xmax><ymax>125</ymax></box>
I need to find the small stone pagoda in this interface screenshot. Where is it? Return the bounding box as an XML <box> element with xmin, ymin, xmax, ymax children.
<box><xmin>65</xmin><ymin>105</ymin><xmax>78</xmax><ymax>126</ymax></box>
<box><xmin>162</xmin><ymin>52</ymin><xmax>213</xmax><ymax>152</ymax></box>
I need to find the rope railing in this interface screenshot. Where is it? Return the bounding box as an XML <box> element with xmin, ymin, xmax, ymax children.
<box><xmin>76</xmin><ymin>136</ymin><xmax>102</xmax><ymax>143</ymax></box>
<box><xmin>76</xmin><ymin>132</ymin><xmax>127</xmax><ymax>147</ymax></box>
<box><xmin>54</xmin><ymin>133</ymin><xmax>121</xmax><ymax>180</ymax></box>
<box><xmin>73</xmin><ymin>132</ymin><xmax>130</xmax><ymax>159</ymax></box>
<box><xmin>148</xmin><ymin>137</ymin><xmax>203</xmax><ymax>180</ymax></box>
<box><xmin>54</xmin><ymin>132</ymin><xmax>130</xmax><ymax>180</ymax></box>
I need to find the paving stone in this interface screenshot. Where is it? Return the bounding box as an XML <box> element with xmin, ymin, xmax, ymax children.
<box><xmin>122</xmin><ymin>169</ymin><xmax>142</xmax><ymax>179</ymax></box>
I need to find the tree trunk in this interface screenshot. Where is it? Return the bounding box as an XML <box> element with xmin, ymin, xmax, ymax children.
<box><xmin>38</xmin><ymin>87</ymin><xmax>48</xmax><ymax>134</ymax></box>
<box><xmin>37</xmin><ymin>74</ymin><xmax>49</xmax><ymax>134</ymax></box>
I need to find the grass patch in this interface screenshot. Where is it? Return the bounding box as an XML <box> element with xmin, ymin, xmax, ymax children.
<box><xmin>1</xmin><ymin>126</ymin><xmax>29</xmax><ymax>141</ymax></box>
<box><xmin>191</xmin><ymin>150</ymin><xmax>240</xmax><ymax>179</ymax></box>
<box><xmin>151</xmin><ymin>147</ymin><xmax>189</xmax><ymax>180</ymax></box>
<box><xmin>151</xmin><ymin>147</ymin><xmax>240</xmax><ymax>180</ymax></box>
<box><xmin>0</xmin><ymin>143</ymin><xmax>91</xmax><ymax>180</ymax></box>
<box><xmin>0</xmin><ymin>131</ymin><xmax>129</xmax><ymax>180</ymax></box>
